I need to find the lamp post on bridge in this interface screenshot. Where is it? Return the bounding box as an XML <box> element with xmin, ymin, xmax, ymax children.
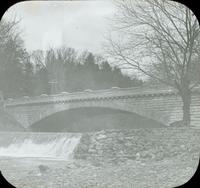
<box><xmin>48</xmin><ymin>80</ymin><xmax>58</xmax><ymax>94</ymax></box>
<box><xmin>0</xmin><ymin>91</ymin><xmax>4</xmax><ymax>108</ymax></box>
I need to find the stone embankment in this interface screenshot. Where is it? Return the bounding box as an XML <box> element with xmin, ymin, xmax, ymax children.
<box><xmin>74</xmin><ymin>128</ymin><xmax>200</xmax><ymax>164</ymax></box>
<box><xmin>0</xmin><ymin>109</ymin><xmax>25</xmax><ymax>131</ymax></box>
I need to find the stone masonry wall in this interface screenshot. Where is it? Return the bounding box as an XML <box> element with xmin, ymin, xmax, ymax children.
<box><xmin>5</xmin><ymin>92</ymin><xmax>200</xmax><ymax>128</ymax></box>
<box><xmin>74</xmin><ymin>128</ymin><xmax>200</xmax><ymax>164</ymax></box>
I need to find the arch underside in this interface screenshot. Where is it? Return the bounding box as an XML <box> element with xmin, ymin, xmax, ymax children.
<box><xmin>30</xmin><ymin>105</ymin><xmax>166</xmax><ymax>132</ymax></box>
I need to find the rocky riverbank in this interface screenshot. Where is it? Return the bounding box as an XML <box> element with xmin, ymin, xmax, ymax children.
<box><xmin>74</xmin><ymin>128</ymin><xmax>200</xmax><ymax>165</ymax></box>
<box><xmin>1</xmin><ymin>153</ymin><xmax>198</xmax><ymax>188</ymax></box>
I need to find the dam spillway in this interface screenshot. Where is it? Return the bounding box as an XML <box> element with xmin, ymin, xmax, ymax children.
<box><xmin>0</xmin><ymin>132</ymin><xmax>81</xmax><ymax>160</ymax></box>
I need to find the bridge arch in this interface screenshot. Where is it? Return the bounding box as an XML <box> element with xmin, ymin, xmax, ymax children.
<box><xmin>5</xmin><ymin>94</ymin><xmax>182</xmax><ymax>129</ymax></box>
<box><xmin>29</xmin><ymin>106</ymin><xmax>165</xmax><ymax>132</ymax></box>
<box><xmin>6</xmin><ymin>86</ymin><xmax>200</xmax><ymax>128</ymax></box>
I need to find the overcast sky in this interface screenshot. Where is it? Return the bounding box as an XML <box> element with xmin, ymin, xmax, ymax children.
<box><xmin>2</xmin><ymin>0</ymin><xmax>116</xmax><ymax>54</ymax></box>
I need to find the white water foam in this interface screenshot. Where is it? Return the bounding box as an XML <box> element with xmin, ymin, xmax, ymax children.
<box><xmin>0</xmin><ymin>132</ymin><xmax>81</xmax><ymax>160</ymax></box>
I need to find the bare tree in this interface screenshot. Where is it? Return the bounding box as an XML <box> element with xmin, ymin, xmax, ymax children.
<box><xmin>106</xmin><ymin>0</ymin><xmax>200</xmax><ymax>126</ymax></box>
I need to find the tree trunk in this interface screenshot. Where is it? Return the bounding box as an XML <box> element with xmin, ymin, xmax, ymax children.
<box><xmin>181</xmin><ymin>88</ymin><xmax>191</xmax><ymax>126</ymax></box>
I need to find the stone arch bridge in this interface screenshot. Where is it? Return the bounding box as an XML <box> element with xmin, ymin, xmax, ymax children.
<box><xmin>2</xmin><ymin>86</ymin><xmax>200</xmax><ymax>128</ymax></box>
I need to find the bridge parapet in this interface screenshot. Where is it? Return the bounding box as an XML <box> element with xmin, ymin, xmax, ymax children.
<box><xmin>4</xmin><ymin>86</ymin><xmax>200</xmax><ymax>107</ymax></box>
<box><xmin>4</xmin><ymin>86</ymin><xmax>180</xmax><ymax>107</ymax></box>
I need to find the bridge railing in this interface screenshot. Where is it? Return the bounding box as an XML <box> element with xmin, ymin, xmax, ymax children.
<box><xmin>4</xmin><ymin>86</ymin><xmax>200</xmax><ymax>107</ymax></box>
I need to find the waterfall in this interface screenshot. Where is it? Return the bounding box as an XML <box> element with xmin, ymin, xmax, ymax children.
<box><xmin>0</xmin><ymin>132</ymin><xmax>81</xmax><ymax>160</ymax></box>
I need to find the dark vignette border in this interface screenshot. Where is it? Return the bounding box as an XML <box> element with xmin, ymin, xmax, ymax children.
<box><xmin>0</xmin><ymin>0</ymin><xmax>199</xmax><ymax>188</ymax></box>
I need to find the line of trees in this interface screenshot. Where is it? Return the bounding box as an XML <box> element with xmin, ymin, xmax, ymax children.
<box><xmin>0</xmin><ymin>19</ymin><xmax>143</xmax><ymax>99</ymax></box>
<box><xmin>30</xmin><ymin>48</ymin><xmax>143</xmax><ymax>95</ymax></box>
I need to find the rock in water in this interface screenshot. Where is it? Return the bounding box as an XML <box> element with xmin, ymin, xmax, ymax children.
<box><xmin>38</xmin><ymin>165</ymin><xmax>50</xmax><ymax>174</ymax></box>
